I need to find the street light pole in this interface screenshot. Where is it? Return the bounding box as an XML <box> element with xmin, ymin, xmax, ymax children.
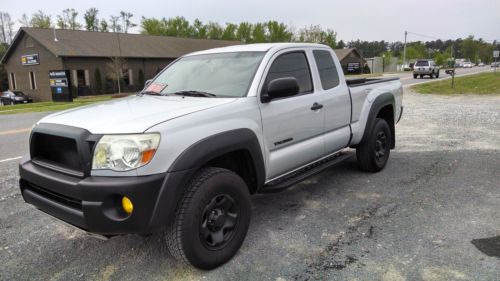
<box><xmin>382</xmin><ymin>54</ymin><xmax>385</xmax><ymax>73</ymax></box>
<box><xmin>402</xmin><ymin>31</ymin><xmax>408</xmax><ymax>70</ymax></box>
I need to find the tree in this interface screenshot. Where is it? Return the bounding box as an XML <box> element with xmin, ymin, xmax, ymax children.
<box><xmin>222</xmin><ymin>23</ymin><xmax>237</xmax><ymax>41</ymax></box>
<box><xmin>140</xmin><ymin>17</ymin><xmax>163</xmax><ymax>35</ymax></box>
<box><xmin>57</xmin><ymin>9</ymin><xmax>80</xmax><ymax>30</ymax></box>
<box><xmin>108</xmin><ymin>57</ymin><xmax>124</xmax><ymax>93</ymax></box>
<box><xmin>19</xmin><ymin>13</ymin><xmax>31</xmax><ymax>27</ymax></box>
<box><xmin>298</xmin><ymin>25</ymin><xmax>336</xmax><ymax>48</ymax></box>
<box><xmin>162</xmin><ymin>16</ymin><xmax>193</xmax><ymax>37</ymax></box>
<box><xmin>84</xmin><ymin>8</ymin><xmax>99</xmax><ymax>31</ymax></box>
<box><xmin>206</xmin><ymin>22</ymin><xmax>223</xmax><ymax>40</ymax></box>
<box><xmin>192</xmin><ymin>19</ymin><xmax>207</xmax><ymax>39</ymax></box>
<box><xmin>109</xmin><ymin>16</ymin><xmax>121</xmax><ymax>32</ymax></box>
<box><xmin>252</xmin><ymin>23</ymin><xmax>266</xmax><ymax>43</ymax></box>
<box><xmin>120</xmin><ymin>11</ymin><xmax>136</xmax><ymax>33</ymax></box>
<box><xmin>0</xmin><ymin>12</ymin><xmax>15</xmax><ymax>44</ymax></box>
<box><xmin>267</xmin><ymin>21</ymin><xmax>292</xmax><ymax>42</ymax></box>
<box><xmin>31</xmin><ymin>10</ymin><xmax>52</xmax><ymax>28</ymax></box>
<box><xmin>236</xmin><ymin>22</ymin><xmax>252</xmax><ymax>43</ymax></box>
<box><xmin>0</xmin><ymin>43</ymin><xmax>8</xmax><ymax>91</ymax></box>
<box><xmin>100</xmin><ymin>19</ymin><xmax>108</xmax><ymax>32</ymax></box>
<box><xmin>94</xmin><ymin>68</ymin><xmax>103</xmax><ymax>94</ymax></box>
<box><xmin>337</xmin><ymin>40</ymin><xmax>346</xmax><ymax>49</ymax></box>
<box><xmin>461</xmin><ymin>35</ymin><xmax>476</xmax><ymax>62</ymax></box>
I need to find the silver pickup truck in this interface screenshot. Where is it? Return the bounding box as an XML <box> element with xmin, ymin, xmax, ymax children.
<box><xmin>19</xmin><ymin>43</ymin><xmax>403</xmax><ymax>269</ymax></box>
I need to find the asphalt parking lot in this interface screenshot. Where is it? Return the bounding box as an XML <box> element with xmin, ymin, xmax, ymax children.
<box><xmin>1</xmin><ymin>85</ymin><xmax>499</xmax><ymax>280</ymax></box>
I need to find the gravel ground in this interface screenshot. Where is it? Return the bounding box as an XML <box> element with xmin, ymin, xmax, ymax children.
<box><xmin>0</xmin><ymin>90</ymin><xmax>499</xmax><ymax>281</ymax></box>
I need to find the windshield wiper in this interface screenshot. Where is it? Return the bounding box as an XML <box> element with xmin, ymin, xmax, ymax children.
<box><xmin>171</xmin><ymin>91</ymin><xmax>216</xmax><ymax>97</ymax></box>
<box><xmin>137</xmin><ymin>91</ymin><xmax>161</xmax><ymax>96</ymax></box>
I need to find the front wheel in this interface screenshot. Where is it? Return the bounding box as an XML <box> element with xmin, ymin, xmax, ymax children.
<box><xmin>435</xmin><ymin>70</ymin><xmax>440</xmax><ymax>78</ymax></box>
<box><xmin>166</xmin><ymin>167</ymin><xmax>251</xmax><ymax>270</ymax></box>
<box><xmin>356</xmin><ymin>118</ymin><xmax>392</xmax><ymax>172</ymax></box>
<box><xmin>413</xmin><ymin>74</ymin><xmax>418</xmax><ymax>79</ymax></box>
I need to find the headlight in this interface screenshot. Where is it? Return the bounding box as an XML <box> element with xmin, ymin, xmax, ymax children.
<box><xmin>92</xmin><ymin>133</ymin><xmax>160</xmax><ymax>171</ymax></box>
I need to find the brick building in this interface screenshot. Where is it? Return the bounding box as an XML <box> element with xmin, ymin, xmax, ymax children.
<box><xmin>1</xmin><ymin>28</ymin><xmax>238</xmax><ymax>101</ymax></box>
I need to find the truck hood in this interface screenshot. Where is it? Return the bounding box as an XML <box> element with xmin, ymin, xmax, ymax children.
<box><xmin>38</xmin><ymin>95</ymin><xmax>238</xmax><ymax>134</ymax></box>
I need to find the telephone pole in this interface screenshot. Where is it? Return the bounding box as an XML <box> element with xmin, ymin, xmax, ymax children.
<box><xmin>402</xmin><ymin>31</ymin><xmax>408</xmax><ymax>70</ymax></box>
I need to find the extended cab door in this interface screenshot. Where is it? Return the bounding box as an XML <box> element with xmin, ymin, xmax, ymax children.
<box><xmin>311</xmin><ymin>49</ymin><xmax>351</xmax><ymax>154</ymax></box>
<box><xmin>258</xmin><ymin>49</ymin><xmax>325</xmax><ymax>179</ymax></box>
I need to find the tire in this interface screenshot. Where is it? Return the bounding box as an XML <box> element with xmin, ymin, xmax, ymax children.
<box><xmin>356</xmin><ymin>118</ymin><xmax>391</xmax><ymax>172</ymax></box>
<box><xmin>430</xmin><ymin>71</ymin><xmax>434</xmax><ymax>78</ymax></box>
<box><xmin>413</xmin><ymin>74</ymin><xmax>418</xmax><ymax>79</ymax></box>
<box><xmin>436</xmin><ymin>70</ymin><xmax>440</xmax><ymax>78</ymax></box>
<box><xmin>166</xmin><ymin>167</ymin><xmax>251</xmax><ymax>270</ymax></box>
<box><xmin>420</xmin><ymin>75</ymin><xmax>423</xmax><ymax>78</ymax></box>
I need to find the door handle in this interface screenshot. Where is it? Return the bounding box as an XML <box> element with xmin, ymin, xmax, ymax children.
<box><xmin>310</xmin><ymin>102</ymin><xmax>323</xmax><ymax>111</ymax></box>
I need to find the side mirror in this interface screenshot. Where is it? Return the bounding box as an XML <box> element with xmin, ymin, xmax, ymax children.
<box><xmin>261</xmin><ymin>77</ymin><xmax>299</xmax><ymax>103</ymax></box>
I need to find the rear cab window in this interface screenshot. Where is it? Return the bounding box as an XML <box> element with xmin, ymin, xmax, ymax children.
<box><xmin>264</xmin><ymin>51</ymin><xmax>313</xmax><ymax>95</ymax></box>
<box><xmin>415</xmin><ymin>60</ymin><xmax>429</xmax><ymax>67</ymax></box>
<box><xmin>313</xmin><ymin>50</ymin><xmax>340</xmax><ymax>90</ymax></box>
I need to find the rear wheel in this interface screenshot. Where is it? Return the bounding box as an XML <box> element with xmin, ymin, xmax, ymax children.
<box><xmin>413</xmin><ymin>74</ymin><xmax>418</xmax><ymax>79</ymax></box>
<box><xmin>430</xmin><ymin>71</ymin><xmax>435</xmax><ymax>78</ymax></box>
<box><xmin>166</xmin><ymin>167</ymin><xmax>251</xmax><ymax>270</ymax></box>
<box><xmin>356</xmin><ymin>118</ymin><xmax>391</xmax><ymax>172</ymax></box>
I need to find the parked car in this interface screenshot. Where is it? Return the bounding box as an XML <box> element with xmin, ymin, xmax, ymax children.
<box><xmin>0</xmin><ymin>90</ymin><xmax>33</xmax><ymax>105</ymax></box>
<box><xmin>463</xmin><ymin>61</ymin><xmax>473</xmax><ymax>68</ymax></box>
<box><xmin>491</xmin><ymin>61</ymin><xmax>500</xmax><ymax>67</ymax></box>
<box><xmin>19</xmin><ymin>43</ymin><xmax>403</xmax><ymax>269</ymax></box>
<box><xmin>413</xmin><ymin>59</ymin><xmax>440</xmax><ymax>78</ymax></box>
<box><xmin>478</xmin><ymin>62</ymin><xmax>485</xmax><ymax>67</ymax></box>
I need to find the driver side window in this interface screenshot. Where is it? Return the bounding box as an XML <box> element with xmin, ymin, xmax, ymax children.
<box><xmin>264</xmin><ymin>52</ymin><xmax>313</xmax><ymax>95</ymax></box>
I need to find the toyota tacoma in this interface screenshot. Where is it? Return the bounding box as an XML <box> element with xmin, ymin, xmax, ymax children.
<box><xmin>19</xmin><ymin>43</ymin><xmax>403</xmax><ymax>269</ymax></box>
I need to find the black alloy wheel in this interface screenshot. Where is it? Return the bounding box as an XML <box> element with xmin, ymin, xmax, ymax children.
<box><xmin>200</xmin><ymin>194</ymin><xmax>239</xmax><ymax>250</ymax></box>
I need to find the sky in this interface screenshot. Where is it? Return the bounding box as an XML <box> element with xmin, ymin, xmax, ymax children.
<box><xmin>1</xmin><ymin>0</ymin><xmax>499</xmax><ymax>43</ymax></box>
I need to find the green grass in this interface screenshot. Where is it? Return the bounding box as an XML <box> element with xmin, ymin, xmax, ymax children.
<box><xmin>0</xmin><ymin>94</ymin><xmax>130</xmax><ymax>115</ymax></box>
<box><xmin>412</xmin><ymin>72</ymin><xmax>500</xmax><ymax>95</ymax></box>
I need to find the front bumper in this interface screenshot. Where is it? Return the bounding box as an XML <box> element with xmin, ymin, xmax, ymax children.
<box><xmin>19</xmin><ymin>158</ymin><xmax>166</xmax><ymax>235</ymax></box>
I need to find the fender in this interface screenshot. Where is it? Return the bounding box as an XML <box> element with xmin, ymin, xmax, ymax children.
<box><xmin>360</xmin><ymin>92</ymin><xmax>396</xmax><ymax>148</ymax></box>
<box><xmin>148</xmin><ymin>128</ymin><xmax>265</xmax><ymax>228</ymax></box>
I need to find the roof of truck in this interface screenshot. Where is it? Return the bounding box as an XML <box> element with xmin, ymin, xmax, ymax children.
<box><xmin>187</xmin><ymin>43</ymin><xmax>331</xmax><ymax>56</ymax></box>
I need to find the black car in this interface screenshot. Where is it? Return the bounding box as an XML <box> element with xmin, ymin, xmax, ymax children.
<box><xmin>0</xmin><ymin>90</ymin><xmax>33</xmax><ymax>105</ymax></box>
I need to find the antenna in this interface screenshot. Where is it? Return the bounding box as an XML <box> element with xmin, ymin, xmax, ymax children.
<box><xmin>53</xmin><ymin>27</ymin><xmax>59</xmax><ymax>42</ymax></box>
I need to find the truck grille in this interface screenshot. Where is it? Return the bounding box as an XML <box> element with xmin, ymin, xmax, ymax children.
<box><xmin>31</xmin><ymin>133</ymin><xmax>81</xmax><ymax>172</ymax></box>
<box><xmin>29</xmin><ymin>124</ymin><xmax>100</xmax><ymax>178</ymax></box>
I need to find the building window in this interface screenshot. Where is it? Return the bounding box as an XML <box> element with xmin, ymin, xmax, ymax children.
<box><xmin>10</xmin><ymin>73</ymin><xmax>16</xmax><ymax>89</ymax></box>
<box><xmin>128</xmin><ymin>69</ymin><xmax>134</xmax><ymax>85</ymax></box>
<box><xmin>29</xmin><ymin>72</ymin><xmax>37</xmax><ymax>90</ymax></box>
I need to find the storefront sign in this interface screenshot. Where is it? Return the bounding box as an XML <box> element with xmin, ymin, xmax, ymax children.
<box><xmin>21</xmin><ymin>54</ymin><xmax>39</xmax><ymax>65</ymax></box>
<box><xmin>347</xmin><ymin>62</ymin><xmax>361</xmax><ymax>73</ymax></box>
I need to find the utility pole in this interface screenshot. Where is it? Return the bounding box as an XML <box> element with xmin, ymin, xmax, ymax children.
<box><xmin>402</xmin><ymin>31</ymin><xmax>408</xmax><ymax>70</ymax></box>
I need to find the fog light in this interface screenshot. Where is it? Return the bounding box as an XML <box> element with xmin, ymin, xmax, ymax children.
<box><xmin>122</xmin><ymin>196</ymin><xmax>133</xmax><ymax>214</ymax></box>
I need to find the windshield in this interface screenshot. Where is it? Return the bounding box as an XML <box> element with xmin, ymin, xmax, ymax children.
<box><xmin>13</xmin><ymin>91</ymin><xmax>25</xmax><ymax>97</ymax></box>
<box><xmin>415</xmin><ymin>61</ymin><xmax>429</xmax><ymax>67</ymax></box>
<box><xmin>148</xmin><ymin>52</ymin><xmax>265</xmax><ymax>97</ymax></box>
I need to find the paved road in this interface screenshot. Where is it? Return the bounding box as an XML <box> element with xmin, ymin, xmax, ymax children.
<box><xmin>1</xmin><ymin>78</ymin><xmax>499</xmax><ymax>280</ymax></box>
<box><xmin>389</xmin><ymin>65</ymin><xmax>492</xmax><ymax>87</ymax></box>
